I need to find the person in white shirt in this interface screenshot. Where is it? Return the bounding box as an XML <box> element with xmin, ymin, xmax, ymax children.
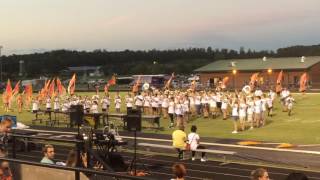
<box><xmin>175</xmin><ymin>100</ymin><xmax>183</xmax><ymax>127</ymax></box>
<box><xmin>114</xmin><ymin>94</ymin><xmax>122</xmax><ymax>113</ymax></box>
<box><xmin>53</xmin><ymin>96</ymin><xmax>60</xmax><ymax>112</ymax></box>
<box><xmin>286</xmin><ymin>95</ymin><xmax>295</xmax><ymax>116</ymax></box>
<box><xmin>267</xmin><ymin>91</ymin><xmax>274</xmax><ymax>117</ymax></box>
<box><xmin>45</xmin><ymin>96</ymin><xmax>52</xmax><ymax>111</ymax></box>
<box><xmin>188</xmin><ymin>94</ymin><xmax>196</xmax><ymax>117</ymax></box>
<box><xmin>246</xmin><ymin>96</ymin><xmax>254</xmax><ymax>129</ymax></box>
<box><xmin>261</xmin><ymin>94</ymin><xmax>267</xmax><ymax>126</ymax></box>
<box><xmin>187</xmin><ymin>125</ymin><xmax>206</xmax><ymax>162</ymax></box>
<box><xmin>151</xmin><ymin>94</ymin><xmax>159</xmax><ymax>115</ymax></box>
<box><xmin>125</xmin><ymin>93</ymin><xmax>133</xmax><ymax>112</ymax></box>
<box><xmin>168</xmin><ymin>97</ymin><xmax>175</xmax><ymax>128</ymax></box>
<box><xmin>134</xmin><ymin>93</ymin><xmax>144</xmax><ymax>112</ymax></box>
<box><xmin>143</xmin><ymin>94</ymin><xmax>151</xmax><ymax>115</ymax></box>
<box><xmin>194</xmin><ymin>93</ymin><xmax>202</xmax><ymax>116</ymax></box>
<box><xmin>209</xmin><ymin>92</ymin><xmax>217</xmax><ymax>119</ymax></box>
<box><xmin>254</xmin><ymin>96</ymin><xmax>262</xmax><ymax>127</ymax></box>
<box><xmin>161</xmin><ymin>95</ymin><xmax>169</xmax><ymax>119</ymax></box>
<box><xmin>101</xmin><ymin>95</ymin><xmax>110</xmax><ymax>113</ymax></box>
<box><xmin>32</xmin><ymin>97</ymin><xmax>40</xmax><ymax>113</ymax></box>
<box><xmin>221</xmin><ymin>96</ymin><xmax>229</xmax><ymax>120</ymax></box>
<box><xmin>231</xmin><ymin>99</ymin><xmax>239</xmax><ymax>134</ymax></box>
<box><xmin>239</xmin><ymin>98</ymin><xmax>247</xmax><ymax>131</ymax></box>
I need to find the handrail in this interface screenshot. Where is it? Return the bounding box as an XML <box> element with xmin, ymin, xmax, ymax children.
<box><xmin>0</xmin><ymin>157</ymin><xmax>153</xmax><ymax>180</ymax></box>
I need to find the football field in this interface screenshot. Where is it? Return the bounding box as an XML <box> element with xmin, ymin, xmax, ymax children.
<box><xmin>2</xmin><ymin>92</ymin><xmax>320</xmax><ymax>145</ymax></box>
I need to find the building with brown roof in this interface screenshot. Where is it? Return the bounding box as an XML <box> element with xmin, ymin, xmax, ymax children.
<box><xmin>194</xmin><ymin>56</ymin><xmax>320</xmax><ymax>90</ymax></box>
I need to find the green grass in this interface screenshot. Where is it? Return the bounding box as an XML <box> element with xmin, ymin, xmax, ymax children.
<box><xmin>2</xmin><ymin>92</ymin><xmax>320</xmax><ymax>145</ymax></box>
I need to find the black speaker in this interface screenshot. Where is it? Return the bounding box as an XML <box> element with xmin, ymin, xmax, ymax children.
<box><xmin>70</xmin><ymin>105</ymin><xmax>84</xmax><ymax>126</ymax></box>
<box><xmin>126</xmin><ymin>109</ymin><xmax>141</xmax><ymax>131</ymax></box>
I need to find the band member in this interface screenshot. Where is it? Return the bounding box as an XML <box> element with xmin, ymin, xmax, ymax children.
<box><xmin>17</xmin><ymin>94</ymin><xmax>23</xmax><ymax>113</ymax></box>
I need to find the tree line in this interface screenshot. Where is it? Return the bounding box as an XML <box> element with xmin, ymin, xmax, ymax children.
<box><xmin>1</xmin><ymin>44</ymin><xmax>320</xmax><ymax>80</ymax></box>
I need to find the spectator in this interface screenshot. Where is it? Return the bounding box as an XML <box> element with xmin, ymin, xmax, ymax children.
<box><xmin>65</xmin><ymin>150</ymin><xmax>77</xmax><ymax>167</ymax></box>
<box><xmin>171</xmin><ymin>163</ymin><xmax>186</xmax><ymax>180</ymax></box>
<box><xmin>0</xmin><ymin>119</ymin><xmax>13</xmax><ymax>157</ymax></box>
<box><xmin>188</xmin><ymin>125</ymin><xmax>206</xmax><ymax>162</ymax></box>
<box><xmin>40</xmin><ymin>144</ymin><xmax>55</xmax><ymax>164</ymax></box>
<box><xmin>0</xmin><ymin>161</ymin><xmax>12</xmax><ymax>180</ymax></box>
<box><xmin>172</xmin><ymin>126</ymin><xmax>187</xmax><ymax>160</ymax></box>
<box><xmin>251</xmin><ymin>168</ymin><xmax>269</xmax><ymax>180</ymax></box>
<box><xmin>286</xmin><ymin>172</ymin><xmax>309</xmax><ymax>180</ymax></box>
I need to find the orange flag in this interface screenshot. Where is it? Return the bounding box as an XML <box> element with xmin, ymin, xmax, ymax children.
<box><xmin>67</xmin><ymin>74</ymin><xmax>76</xmax><ymax>95</ymax></box>
<box><xmin>299</xmin><ymin>73</ymin><xmax>308</xmax><ymax>92</ymax></box>
<box><xmin>12</xmin><ymin>80</ymin><xmax>21</xmax><ymax>97</ymax></box>
<box><xmin>165</xmin><ymin>73</ymin><xmax>175</xmax><ymax>89</ymax></box>
<box><xmin>108</xmin><ymin>75</ymin><xmax>116</xmax><ymax>85</ymax></box>
<box><xmin>250</xmin><ymin>73</ymin><xmax>259</xmax><ymax>89</ymax></box>
<box><xmin>2</xmin><ymin>79</ymin><xmax>12</xmax><ymax>104</ymax></box>
<box><xmin>56</xmin><ymin>78</ymin><xmax>66</xmax><ymax>96</ymax></box>
<box><xmin>132</xmin><ymin>76</ymin><xmax>141</xmax><ymax>93</ymax></box>
<box><xmin>222</xmin><ymin>76</ymin><xmax>229</xmax><ymax>88</ymax></box>
<box><xmin>48</xmin><ymin>78</ymin><xmax>55</xmax><ymax>97</ymax></box>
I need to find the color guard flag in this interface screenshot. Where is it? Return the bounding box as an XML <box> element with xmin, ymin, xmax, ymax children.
<box><xmin>165</xmin><ymin>72</ymin><xmax>174</xmax><ymax>89</ymax></box>
<box><xmin>12</xmin><ymin>80</ymin><xmax>20</xmax><ymax>97</ymax></box>
<box><xmin>67</xmin><ymin>74</ymin><xmax>76</xmax><ymax>95</ymax></box>
<box><xmin>108</xmin><ymin>75</ymin><xmax>116</xmax><ymax>85</ymax></box>
<box><xmin>299</xmin><ymin>72</ymin><xmax>307</xmax><ymax>92</ymax></box>
<box><xmin>222</xmin><ymin>76</ymin><xmax>229</xmax><ymax>88</ymax></box>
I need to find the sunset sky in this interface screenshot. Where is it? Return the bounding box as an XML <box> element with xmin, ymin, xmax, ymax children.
<box><xmin>1</xmin><ymin>0</ymin><xmax>320</xmax><ymax>55</ymax></box>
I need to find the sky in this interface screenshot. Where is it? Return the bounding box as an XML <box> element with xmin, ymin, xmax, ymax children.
<box><xmin>1</xmin><ymin>0</ymin><xmax>320</xmax><ymax>55</ymax></box>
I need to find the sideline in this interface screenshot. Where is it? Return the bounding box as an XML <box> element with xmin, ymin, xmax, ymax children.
<box><xmin>20</xmin><ymin>128</ymin><xmax>320</xmax><ymax>155</ymax></box>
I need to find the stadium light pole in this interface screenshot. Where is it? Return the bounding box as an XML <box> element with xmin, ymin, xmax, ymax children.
<box><xmin>0</xmin><ymin>45</ymin><xmax>3</xmax><ymax>82</ymax></box>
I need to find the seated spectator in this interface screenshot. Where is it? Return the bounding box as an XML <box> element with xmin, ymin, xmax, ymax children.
<box><xmin>172</xmin><ymin>126</ymin><xmax>187</xmax><ymax>160</ymax></box>
<box><xmin>171</xmin><ymin>163</ymin><xmax>186</xmax><ymax>180</ymax></box>
<box><xmin>188</xmin><ymin>125</ymin><xmax>206</xmax><ymax>162</ymax></box>
<box><xmin>0</xmin><ymin>161</ymin><xmax>12</xmax><ymax>180</ymax></box>
<box><xmin>40</xmin><ymin>144</ymin><xmax>55</xmax><ymax>164</ymax></box>
<box><xmin>286</xmin><ymin>172</ymin><xmax>309</xmax><ymax>180</ymax></box>
<box><xmin>66</xmin><ymin>150</ymin><xmax>77</xmax><ymax>167</ymax></box>
<box><xmin>251</xmin><ymin>168</ymin><xmax>269</xmax><ymax>180</ymax></box>
<box><xmin>0</xmin><ymin>119</ymin><xmax>13</xmax><ymax>157</ymax></box>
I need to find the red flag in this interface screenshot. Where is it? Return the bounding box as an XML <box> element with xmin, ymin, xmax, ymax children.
<box><xmin>2</xmin><ymin>79</ymin><xmax>12</xmax><ymax>104</ymax></box>
<box><xmin>108</xmin><ymin>75</ymin><xmax>116</xmax><ymax>85</ymax></box>
<box><xmin>56</xmin><ymin>78</ymin><xmax>66</xmax><ymax>96</ymax></box>
<box><xmin>165</xmin><ymin>73</ymin><xmax>175</xmax><ymax>89</ymax></box>
<box><xmin>67</xmin><ymin>74</ymin><xmax>76</xmax><ymax>95</ymax></box>
<box><xmin>48</xmin><ymin>78</ymin><xmax>55</xmax><ymax>97</ymax></box>
<box><xmin>299</xmin><ymin>73</ymin><xmax>308</xmax><ymax>92</ymax></box>
<box><xmin>132</xmin><ymin>76</ymin><xmax>141</xmax><ymax>93</ymax></box>
<box><xmin>12</xmin><ymin>80</ymin><xmax>21</xmax><ymax>97</ymax></box>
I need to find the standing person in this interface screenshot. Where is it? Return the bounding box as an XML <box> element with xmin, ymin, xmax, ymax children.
<box><xmin>221</xmin><ymin>96</ymin><xmax>229</xmax><ymax>120</ymax></box>
<box><xmin>40</xmin><ymin>144</ymin><xmax>55</xmax><ymax>164</ymax></box>
<box><xmin>17</xmin><ymin>94</ymin><xmax>23</xmax><ymax>113</ymax></box>
<box><xmin>172</xmin><ymin>126</ymin><xmax>187</xmax><ymax>160</ymax></box>
<box><xmin>250</xmin><ymin>168</ymin><xmax>270</xmax><ymax>180</ymax></box>
<box><xmin>286</xmin><ymin>95</ymin><xmax>295</xmax><ymax>116</ymax></box>
<box><xmin>188</xmin><ymin>125</ymin><xmax>206</xmax><ymax>162</ymax></box>
<box><xmin>168</xmin><ymin>97</ymin><xmax>175</xmax><ymax>128</ymax></box>
<box><xmin>53</xmin><ymin>96</ymin><xmax>60</xmax><ymax>112</ymax></box>
<box><xmin>45</xmin><ymin>96</ymin><xmax>52</xmax><ymax>111</ymax></box>
<box><xmin>209</xmin><ymin>92</ymin><xmax>217</xmax><ymax>119</ymax></box>
<box><xmin>101</xmin><ymin>94</ymin><xmax>110</xmax><ymax>113</ymax></box>
<box><xmin>171</xmin><ymin>163</ymin><xmax>187</xmax><ymax>180</ymax></box>
<box><xmin>254</xmin><ymin>96</ymin><xmax>262</xmax><ymax>127</ymax></box>
<box><xmin>125</xmin><ymin>93</ymin><xmax>133</xmax><ymax>113</ymax></box>
<box><xmin>114</xmin><ymin>93</ymin><xmax>122</xmax><ymax>113</ymax></box>
<box><xmin>134</xmin><ymin>92</ymin><xmax>143</xmax><ymax>112</ymax></box>
<box><xmin>239</xmin><ymin>98</ymin><xmax>247</xmax><ymax>131</ymax></box>
<box><xmin>231</xmin><ymin>99</ymin><xmax>239</xmax><ymax>134</ymax></box>
<box><xmin>247</xmin><ymin>96</ymin><xmax>255</xmax><ymax>130</ymax></box>
<box><xmin>175</xmin><ymin>100</ymin><xmax>183</xmax><ymax>127</ymax></box>
<box><xmin>0</xmin><ymin>119</ymin><xmax>13</xmax><ymax>157</ymax></box>
<box><xmin>194</xmin><ymin>93</ymin><xmax>201</xmax><ymax>117</ymax></box>
<box><xmin>161</xmin><ymin>94</ymin><xmax>169</xmax><ymax>119</ymax></box>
